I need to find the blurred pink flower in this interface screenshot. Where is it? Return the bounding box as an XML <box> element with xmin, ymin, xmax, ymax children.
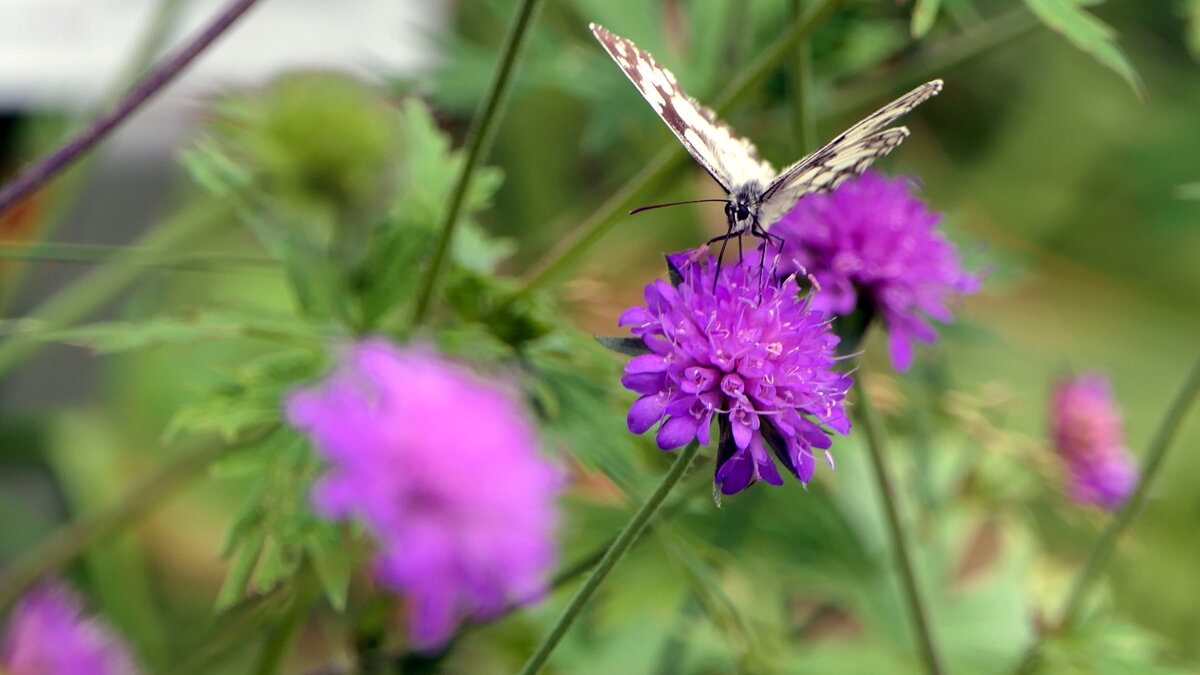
<box><xmin>1050</xmin><ymin>373</ymin><xmax>1138</xmax><ymax>510</ymax></box>
<box><xmin>1</xmin><ymin>582</ymin><xmax>139</xmax><ymax>675</ymax></box>
<box><xmin>286</xmin><ymin>339</ymin><xmax>562</xmax><ymax>650</ymax></box>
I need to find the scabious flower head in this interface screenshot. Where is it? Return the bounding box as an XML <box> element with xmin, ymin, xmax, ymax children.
<box><xmin>285</xmin><ymin>339</ymin><xmax>562</xmax><ymax>650</ymax></box>
<box><xmin>1</xmin><ymin>582</ymin><xmax>139</xmax><ymax>675</ymax></box>
<box><xmin>619</xmin><ymin>253</ymin><xmax>852</xmax><ymax>495</ymax></box>
<box><xmin>768</xmin><ymin>171</ymin><xmax>980</xmax><ymax>371</ymax></box>
<box><xmin>1050</xmin><ymin>372</ymin><xmax>1138</xmax><ymax>510</ymax></box>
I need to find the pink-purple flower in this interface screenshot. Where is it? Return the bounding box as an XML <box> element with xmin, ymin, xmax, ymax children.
<box><xmin>768</xmin><ymin>171</ymin><xmax>979</xmax><ymax>371</ymax></box>
<box><xmin>1</xmin><ymin>582</ymin><xmax>139</xmax><ymax>675</ymax></box>
<box><xmin>1050</xmin><ymin>372</ymin><xmax>1138</xmax><ymax>510</ymax></box>
<box><xmin>286</xmin><ymin>340</ymin><xmax>563</xmax><ymax>650</ymax></box>
<box><xmin>618</xmin><ymin>253</ymin><xmax>852</xmax><ymax>495</ymax></box>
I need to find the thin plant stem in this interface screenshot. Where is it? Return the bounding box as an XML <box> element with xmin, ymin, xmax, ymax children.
<box><xmin>856</xmin><ymin>384</ymin><xmax>944</xmax><ymax>675</ymax></box>
<box><xmin>0</xmin><ymin>204</ymin><xmax>227</xmax><ymax>378</ymax></box>
<box><xmin>791</xmin><ymin>0</ymin><xmax>818</xmax><ymax>153</ymax></box>
<box><xmin>0</xmin><ymin>425</ymin><xmax>279</xmax><ymax>611</ymax></box>
<box><xmin>516</xmin><ymin>0</ymin><xmax>846</xmax><ymax>294</ymax></box>
<box><xmin>0</xmin><ymin>240</ymin><xmax>276</xmax><ymax>272</ymax></box>
<box><xmin>0</xmin><ymin>0</ymin><xmax>264</xmax><ymax>218</ymax></box>
<box><xmin>1014</xmin><ymin>355</ymin><xmax>1200</xmax><ymax>674</ymax></box>
<box><xmin>253</xmin><ymin>563</ymin><xmax>319</xmax><ymax>675</ymax></box>
<box><xmin>519</xmin><ymin>441</ymin><xmax>702</xmax><ymax>675</ymax></box>
<box><xmin>410</xmin><ymin>0</ymin><xmax>545</xmax><ymax>324</ymax></box>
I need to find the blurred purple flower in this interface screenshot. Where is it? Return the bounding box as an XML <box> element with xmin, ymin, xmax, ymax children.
<box><xmin>769</xmin><ymin>171</ymin><xmax>980</xmax><ymax>371</ymax></box>
<box><xmin>1</xmin><ymin>582</ymin><xmax>139</xmax><ymax>675</ymax></box>
<box><xmin>1050</xmin><ymin>373</ymin><xmax>1138</xmax><ymax>510</ymax></box>
<box><xmin>286</xmin><ymin>339</ymin><xmax>562</xmax><ymax>650</ymax></box>
<box><xmin>619</xmin><ymin>253</ymin><xmax>852</xmax><ymax>495</ymax></box>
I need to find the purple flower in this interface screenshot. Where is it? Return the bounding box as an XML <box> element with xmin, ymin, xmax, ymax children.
<box><xmin>768</xmin><ymin>171</ymin><xmax>979</xmax><ymax>371</ymax></box>
<box><xmin>1</xmin><ymin>582</ymin><xmax>139</xmax><ymax>675</ymax></box>
<box><xmin>285</xmin><ymin>340</ymin><xmax>562</xmax><ymax>650</ymax></box>
<box><xmin>1050</xmin><ymin>373</ymin><xmax>1138</xmax><ymax>510</ymax></box>
<box><xmin>619</xmin><ymin>253</ymin><xmax>852</xmax><ymax>495</ymax></box>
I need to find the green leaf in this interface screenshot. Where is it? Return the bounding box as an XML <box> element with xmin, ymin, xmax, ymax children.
<box><xmin>1023</xmin><ymin>0</ymin><xmax>1145</xmax><ymax>98</ymax></box>
<box><xmin>215</xmin><ymin>534</ymin><xmax>265</xmax><ymax>612</ymax></box>
<box><xmin>595</xmin><ymin>336</ymin><xmax>651</xmax><ymax>357</ymax></box>
<box><xmin>911</xmin><ymin>0</ymin><xmax>943</xmax><ymax>38</ymax></box>
<box><xmin>1186</xmin><ymin>0</ymin><xmax>1200</xmax><ymax>61</ymax></box>
<box><xmin>306</xmin><ymin>525</ymin><xmax>354</xmax><ymax>611</ymax></box>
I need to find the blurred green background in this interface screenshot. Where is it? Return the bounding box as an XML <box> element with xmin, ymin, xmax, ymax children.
<box><xmin>2</xmin><ymin>0</ymin><xmax>1199</xmax><ymax>672</ymax></box>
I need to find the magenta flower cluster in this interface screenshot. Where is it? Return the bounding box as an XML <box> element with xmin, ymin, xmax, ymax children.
<box><xmin>619</xmin><ymin>253</ymin><xmax>852</xmax><ymax>495</ymax></box>
<box><xmin>1050</xmin><ymin>372</ymin><xmax>1138</xmax><ymax>510</ymax></box>
<box><xmin>286</xmin><ymin>340</ymin><xmax>562</xmax><ymax>650</ymax></box>
<box><xmin>1</xmin><ymin>583</ymin><xmax>139</xmax><ymax>675</ymax></box>
<box><xmin>769</xmin><ymin>171</ymin><xmax>979</xmax><ymax>371</ymax></box>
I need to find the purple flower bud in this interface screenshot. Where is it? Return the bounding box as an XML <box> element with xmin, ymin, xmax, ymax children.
<box><xmin>619</xmin><ymin>254</ymin><xmax>852</xmax><ymax>495</ymax></box>
<box><xmin>1050</xmin><ymin>373</ymin><xmax>1138</xmax><ymax>510</ymax></box>
<box><xmin>2</xmin><ymin>582</ymin><xmax>140</xmax><ymax>675</ymax></box>
<box><xmin>768</xmin><ymin>171</ymin><xmax>980</xmax><ymax>370</ymax></box>
<box><xmin>286</xmin><ymin>340</ymin><xmax>563</xmax><ymax>650</ymax></box>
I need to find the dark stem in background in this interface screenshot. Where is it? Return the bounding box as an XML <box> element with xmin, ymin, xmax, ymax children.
<box><xmin>0</xmin><ymin>0</ymin><xmax>264</xmax><ymax>218</ymax></box>
<box><xmin>518</xmin><ymin>441</ymin><xmax>702</xmax><ymax>675</ymax></box>
<box><xmin>1014</xmin><ymin>355</ymin><xmax>1200</xmax><ymax>674</ymax></box>
<box><xmin>838</xmin><ymin>310</ymin><xmax>943</xmax><ymax>675</ymax></box>
<box><xmin>410</xmin><ymin>0</ymin><xmax>546</xmax><ymax>325</ymax></box>
<box><xmin>0</xmin><ymin>425</ymin><xmax>279</xmax><ymax>611</ymax></box>
<box><xmin>790</xmin><ymin>0</ymin><xmax>818</xmax><ymax>154</ymax></box>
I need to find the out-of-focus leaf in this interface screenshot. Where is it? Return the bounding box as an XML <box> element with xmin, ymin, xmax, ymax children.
<box><xmin>594</xmin><ymin>336</ymin><xmax>651</xmax><ymax>357</ymax></box>
<box><xmin>306</xmin><ymin>524</ymin><xmax>354</xmax><ymax>612</ymax></box>
<box><xmin>911</xmin><ymin>0</ymin><xmax>942</xmax><ymax>38</ymax></box>
<box><xmin>13</xmin><ymin>313</ymin><xmax>315</xmax><ymax>355</ymax></box>
<box><xmin>1186</xmin><ymin>0</ymin><xmax>1200</xmax><ymax>61</ymax></box>
<box><xmin>1023</xmin><ymin>0</ymin><xmax>1145</xmax><ymax>98</ymax></box>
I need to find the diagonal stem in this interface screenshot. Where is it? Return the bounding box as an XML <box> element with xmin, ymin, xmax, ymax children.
<box><xmin>516</xmin><ymin>0</ymin><xmax>846</xmax><ymax>294</ymax></box>
<box><xmin>518</xmin><ymin>441</ymin><xmax>702</xmax><ymax>675</ymax></box>
<box><xmin>856</xmin><ymin>384</ymin><xmax>944</xmax><ymax>674</ymax></box>
<box><xmin>0</xmin><ymin>0</ymin><xmax>264</xmax><ymax>218</ymax></box>
<box><xmin>0</xmin><ymin>425</ymin><xmax>279</xmax><ymax>611</ymax></box>
<box><xmin>1014</xmin><ymin>354</ymin><xmax>1200</xmax><ymax>673</ymax></box>
<box><xmin>410</xmin><ymin>0</ymin><xmax>545</xmax><ymax>324</ymax></box>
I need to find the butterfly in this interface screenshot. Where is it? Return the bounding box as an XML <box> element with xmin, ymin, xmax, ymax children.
<box><xmin>590</xmin><ymin>23</ymin><xmax>942</xmax><ymax>250</ymax></box>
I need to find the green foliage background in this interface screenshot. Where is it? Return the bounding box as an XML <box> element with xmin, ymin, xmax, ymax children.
<box><xmin>1</xmin><ymin>0</ymin><xmax>1199</xmax><ymax>672</ymax></box>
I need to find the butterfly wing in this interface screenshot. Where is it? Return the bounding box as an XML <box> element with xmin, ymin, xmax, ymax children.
<box><xmin>590</xmin><ymin>23</ymin><xmax>775</xmax><ymax>193</ymax></box>
<box><xmin>758</xmin><ymin>80</ymin><xmax>943</xmax><ymax>228</ymax></box>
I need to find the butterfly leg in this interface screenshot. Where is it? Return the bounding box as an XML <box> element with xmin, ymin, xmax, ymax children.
<box><xmin>706</xmin><ymin>230</ymin><xmax>739</xmax><ymax>293</ymax></box>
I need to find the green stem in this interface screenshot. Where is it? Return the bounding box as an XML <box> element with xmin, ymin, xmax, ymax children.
<box><xmin>857</xmin><ymin>386</ymin><xmax>944</xmax><ymax>674</ymax></box>
<box><xmin>519</xmin><ymin>441</ymin><xmax>702</xmax><ymax>675</ymax></box>
<box><xmin>0</xmin><ymin>425</ymin><xmax>278</xmax><ymax>611</ymax></box>
<box><xmin>0</xmin><ymin>204</ymin><xmax>223</xmax><ymax>378</ymax></box>
<box><xmin>253</xmin><ymin>565</ymin><xmax>319</xmax><ymax>675</ymax></box>
<box><xmin>1014</xmin><ymin>355</ymin><xmax>1200</xmax><ymax>674</ymax></box>
<box><xmin>516</xmin><ymin>0</ymin><xmax>845</xmax><ymax>293</ymax></box>
<box><xmin>791</xmin><ymin>0</ymin><xmax>818</xmax><ymax>154</ymax></box>
<box><xmin>410</xmin><ymin>0</ymin><xmax>545</xmax><ymax>324</ymax></box>
<box><xmin>0</xmin><ymin>240</ymin><xmax>276</xmax><ymax>272</ymax></box>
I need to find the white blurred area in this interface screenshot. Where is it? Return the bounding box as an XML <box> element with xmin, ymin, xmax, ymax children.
<box><xmin>0</xmin><ymin>0</ymin><xmax>447</xmax><ymax>109</ymax></box>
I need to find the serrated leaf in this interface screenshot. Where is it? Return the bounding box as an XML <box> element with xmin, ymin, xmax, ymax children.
<box><xmin>911</xmin><ymin>0</ymin><xmax>942</xmax><ymax>38</ymax></box>
<box><xmin>595</xmin><ymin>336</ymin><xmax>651</xmax><ymax>357</ymax></box>
<box><xmin>1023</xmin><ymin>0</ymin><xmax>1145</xmax><ymax>98</ymax></box>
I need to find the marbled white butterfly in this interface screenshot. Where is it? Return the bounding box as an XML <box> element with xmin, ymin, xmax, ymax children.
<box><xmin>590</xmin><ymin>23</ymin><xmax>942</xmax><ymax>248</ymax></box>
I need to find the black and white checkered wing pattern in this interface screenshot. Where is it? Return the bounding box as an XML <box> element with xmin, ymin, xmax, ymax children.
<box><xmin>758</xmin><ymin>80</ymin><xmax>943</xmax><ymax>228</ymax></box>
<box><xmin>590</xmin><ymin>23</ymin><xmax>775</xmax><ymax>193</ymax></box>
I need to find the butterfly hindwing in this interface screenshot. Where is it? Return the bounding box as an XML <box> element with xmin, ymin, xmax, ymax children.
<box><xmin>589</xmin><ymin>23</ymin><xmax>775</xmax><ymax>193</ymax></box>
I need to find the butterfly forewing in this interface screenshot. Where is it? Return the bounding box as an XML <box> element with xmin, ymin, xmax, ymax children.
<box><xmin>758</xmin><ymin>80</ymin><xmax>943</xmax><ymax>225</ymax></box>
<box><xmin>589</xmin><ymin>23</ymin><xmax>775</xmax><ymax>192</ymax></box>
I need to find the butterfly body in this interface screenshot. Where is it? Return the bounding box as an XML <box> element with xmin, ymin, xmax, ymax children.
<box><xmin>589</xmin><ymin>23</ymin><xmax>942</xmax><ymax>242</ymax></box>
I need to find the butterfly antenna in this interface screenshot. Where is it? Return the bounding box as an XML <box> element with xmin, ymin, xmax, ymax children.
<box><xmin>629</xmin><ymin>199</ymin><xmax>728</xmax><ymax>215</ymax></box>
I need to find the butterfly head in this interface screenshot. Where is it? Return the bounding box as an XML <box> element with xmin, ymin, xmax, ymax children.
<box><xmin>725</xmin><ymin>183</ymin><xmax>763</xmax><ymax>235</ymax></box>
